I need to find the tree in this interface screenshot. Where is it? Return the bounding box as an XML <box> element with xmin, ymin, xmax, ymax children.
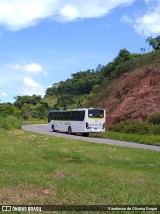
<box><xmin>14</xmin><ymin>95</ymin><xmax>41</xmax><ymax>108</ymax></box>
<box><xmin>54</xmin><ymin>95</ymin><xmax>75</xmax><ymax>109</ymax></box>
<box><xmin>146</xmin><ymin>36</ymin><xmax>160</xmax><ymax>51</ymax></box>
<box><xmin>96</xmin><ymin>64</ymin><xmax>102</xmax><ymax>72</ymax></box>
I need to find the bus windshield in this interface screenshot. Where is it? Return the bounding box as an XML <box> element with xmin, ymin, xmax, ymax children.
<box><xmin>88</xmin><ymin>109</ymin><xmax>104</xmax><ymax>118</ymax></box>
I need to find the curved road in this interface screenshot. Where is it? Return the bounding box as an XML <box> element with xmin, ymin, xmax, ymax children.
<box><xmin>22</xmin><ymin>124</ymin><xmax>160</xmax><ymax>152</ymax></box>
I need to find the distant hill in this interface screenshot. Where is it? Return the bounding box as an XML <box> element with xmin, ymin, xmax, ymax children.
<box><xmin>45</xmin><ymin>49</ymin><xmax>141</xmax><ymax>110</ymax></box>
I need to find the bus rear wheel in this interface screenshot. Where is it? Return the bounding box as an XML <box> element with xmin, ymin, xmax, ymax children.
<box><xmin>52</xmin><ymin>125</ymin><xmax>55</xmax><ymax>132</ymax></box>
<box><xmin>82</xmin><ymin>133</ymin><xmax>89</xmax><ymax>137</ymax></box>
<box><xmin>68</xmin><ymin>126</ymin><xmax>72</xmax><ymax>135</ymax></box>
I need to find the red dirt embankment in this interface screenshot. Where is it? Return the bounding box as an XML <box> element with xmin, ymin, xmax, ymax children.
<box><xmin>99</xmin><ymin>68</ymin><xmax>160</xmax><ymax>125</ymax></box>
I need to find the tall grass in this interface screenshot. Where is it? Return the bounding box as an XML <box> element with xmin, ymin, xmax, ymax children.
<box><xmin>0</xmin><ymin>116</ymin><xmax>21</xmax><ymax>130</ymax></box>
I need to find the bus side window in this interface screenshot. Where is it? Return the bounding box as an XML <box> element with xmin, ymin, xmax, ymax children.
<box><xmin>74</xmin><ymin>112</ymin><xmax>78</xmax><ymax>121</ymax></box>
<box><xmin>63</xmin><ymin>112</ymin><xmax>65</xmax><ymax>120</ymax></box>
<box><xmin>69</xmin><ymin>112</ymin><xmax>74</xmax><ymax>121</ymax></box>
<box><xmin>68</xmin><ymin>111</ymin><xmax>71</xmax><ymax>120</ymax></box>
<box><xmin>55</xmin><ymin>112</ymin><xmax>57</xmax><ymax>120</ymax></box>
<box><xmin>74</xmin><ymin>112</ymin><xmax>77</xmax><ymax>120</ymax></box>
<box><xmin>59</xmin><ymin>112</ymin><xmax>62</xmax><ymax>120</ymax></box>
<box><xmin>65</xmin><ymin>112</ymin><xmax>68</xmax><ymax>120</ymax></box>
<box><xmin>80</xmin><ymin>111</ymin><xmax>85</xmax><ymax>121</ymax></box>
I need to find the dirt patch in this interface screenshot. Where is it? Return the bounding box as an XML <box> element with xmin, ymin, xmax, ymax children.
<box><xmin>26</xmin><ymin>134</ymin><xmax>38</xmax><ymax>139</ymax></box>
<box><xmin>42</xmin><ymin>137</ymin><xmax>49</xmax><ymax>141</ymax></box>
<box><xmin>54</xmin><ymin>170</ymin><xmax>67</xmax><ymax>178</ymax></box>
<box><xmin>8</xmin><ymin>129</ymin><xmax>24</xmax><ymax>136</ymax></box>
<box><xmin>61</xmin><ymin>157</ymin><xmax>74</xmax><ymax>161</ymax></box>
<box><xmin>0</xmin><ymin>186</ymin><xmax>55</xmax><ymax>204</ymax></box>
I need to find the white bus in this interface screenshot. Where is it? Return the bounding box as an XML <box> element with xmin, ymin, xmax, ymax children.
<box><xmin>48</xmin><ymin>108</ymin><xmax>105</xmax><ymax>136</ymax></box>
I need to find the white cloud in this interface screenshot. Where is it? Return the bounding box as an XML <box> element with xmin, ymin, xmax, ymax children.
<box><xmin>59</xmin><ymin>5</ymin><xmax>79</xmax><ymax>21</ymax></box>
<box><xmin>22</xmin><ymin>77</ymin><xmax>45</xmax><ymax>97</ymax></box>
<box><xmin>8</xmin><ymin>62</ymin><xmax>45</xmax><ymax>74</ymax></box>
<box><xmin>134</xmin><ymin>4</ymin><xmax>160</xmax><ymax>36</ymax></box>
<box><xmin>144</xmin><ymin>0</ymin><xmax>159</xmax><ymax>4</ymax></box>
<box><xmin>122</xmin><ymin>0</ymin><xmax>160</xmax><ymax>36</ymax></box>
<box><xmin>47</xmin><ymin>85</ymin><xmax>53</xmax><ymax>88</ymax></box>
<box><xmin>0</xmin><ymin>0</ymin><xmax>135</xmax><ymax>31</ymax></box>
<box><xmin>121</xmin><ymin>14</ymin><xmax>133</xmax><ymax>23</ymax></box>
<box><xmin>23</xmin><ymin>63</ymin><xmax>43</xmax><ymax>73</ymax></box>
<box><xmin>24</xmin><ymin>77</ymin><xmax>40</xmax><ymax>88</ymax></box>
<box><xmin>0</xmin><ymin>91</ymin><xmax>7</xmax><ymax>96</ymax></box>
<box><xmin>7</xmin><ymin>63</ymin><xmax>21</xmax><ymax>70</ymax></box>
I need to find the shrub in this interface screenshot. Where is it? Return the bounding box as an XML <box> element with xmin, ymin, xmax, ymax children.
<box><xmin>0</xmin><ymin>116</ymin><xmax>21</xmax><ymax>130</ymax></box>
<box><xmin>124</xmin><ymin>121</ymin><xmax>150</xmax><ymax>134</ymax></box>
<box><xmin>148</xmin><ymin>113</ymin><xmax>160</xmax><ymax>125</ymax></box>
<box><xmin>108</xmin><ymin>121</ymin><xmax>160</xmax><ymax>135</ymax></box>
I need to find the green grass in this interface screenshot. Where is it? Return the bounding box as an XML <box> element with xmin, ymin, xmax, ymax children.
<box><xmin>92</xmin><ymin>131</ymin><xmax>160</xmax><ymax>146</ymax></box>
<box><xmin>0</xmin><ymin>128</ymin><xmax>160</xmax><ymax>208</ymax></box>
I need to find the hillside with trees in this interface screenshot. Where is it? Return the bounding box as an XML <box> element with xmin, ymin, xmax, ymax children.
<box><xmin>45</xmin><ymin>48</ymin><xmax>141</xmax><ymax>110</ymax></box>
<box><xmin>85</xmin><ymin>47</ymin><xmax>160</xmax><ymax>125</ymax></box>
<box><xmin>0</xmin><ymin>36</ymin><xmax>160</xmax><ymax>127</ymax></box>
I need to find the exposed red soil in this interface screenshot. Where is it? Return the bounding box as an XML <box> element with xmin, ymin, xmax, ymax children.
<box><xmin>98</xmin><ymin>69</ymin><xmax>160</xmax><ymax>125</ymax></box>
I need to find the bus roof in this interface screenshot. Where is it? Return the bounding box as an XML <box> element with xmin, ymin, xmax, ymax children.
<box><xmin>49</xmin><ymin>108</ymin><xmax>104</xmax><ymax>113</ymax></box>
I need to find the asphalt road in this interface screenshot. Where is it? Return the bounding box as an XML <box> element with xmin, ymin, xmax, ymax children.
<box><xmin>22</xmin><ymin>124</ymin><xmax>160</xmax><ymax>152</ymax></box>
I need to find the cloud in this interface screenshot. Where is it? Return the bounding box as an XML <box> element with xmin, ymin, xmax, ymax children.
<box><xmin>24</xmin><ymin>77</ymin><xmax>41</xmax><ymax>88</ymax></box>
<box><xmin>134</xmin><ymin>3</ymin><xmax>160</xmax><ymax>36</ymax></box>
<box><xmin>23</xmin><ymin>63</ymin><xmax>43</xmax><ymax>73</ymax></box>
<box><xmin>8</xmin><ymin>62</ymin><xmax>47</xmax><ymax>74</ymax></box>
<box><xmin>0</xmin><ymin>0</ymin><xmax>135</xmax><ymax>31</ymax></box>
<box><xmin>0</xmin><ymin>91</ymin><xmax>7</xmax><ymax>96</ymax></box>
<box><xmin>121</xmin><ymin>15</ymin><xmax>133</xmax><ymax>23</ymax></box>
<box><xmin>8</xmin><ymin>63</ymin><xmax>21</xmax><ymax>70</ymax></box>
<box><xmin>22</xmin><ymin>77</ymin><xmax>45</xmax><ymax>97</ymax></box>
<box><xmin>122</xmin><ymin>0</ymin><xmax>160</xmax><ymax>36</ymax></box>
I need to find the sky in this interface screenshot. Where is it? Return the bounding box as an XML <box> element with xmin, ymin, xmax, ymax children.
<box><xmin>0</xmin><ymin>0</ymin><xmax>160</xmax><ymax>103</ymax></box>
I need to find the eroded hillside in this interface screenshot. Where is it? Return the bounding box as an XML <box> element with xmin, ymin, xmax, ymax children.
<box><xmin>93</xmin><ymin>65</ymin><xmax>160</xmax><ymax>125</ymax></box>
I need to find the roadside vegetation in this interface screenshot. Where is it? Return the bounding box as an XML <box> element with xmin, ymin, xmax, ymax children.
<box><xmin>92</xmin><ymin>116</ymin><xmax>160</xmax><ymax>146</ymax></box>
<box><xmin>92</xmin><ymin>131</ymin><xmax>160</xmax><ymax>146</ymax></box>
<box><xmin>0</xmin><ymin>36</ymin><xmax>160</xmax><ymax>145</ymax></box>
<box><xmin>108</xmin><ymin>121</ymin><xmax>160</xmax><ymax>135</ymax></box>
<box><xmin>0</xmin><ymin>116</ymin><xmax>21</xmax><ymax>130</ymax></box>
<box><xmin>0</xmin><ymin>128</ymin><xmax>160</xmax><ymax>206</ymax></box>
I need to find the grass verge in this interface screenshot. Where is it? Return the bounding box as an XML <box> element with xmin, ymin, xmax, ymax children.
<box><xmin>0</xmin><ymin>128</ymin><xmax>160</xmax><ymax>208</ymax></box>
<box><xmin>92</xmin><ymin>131</ymin><xmax>160</xmax><ymax>146</ymax></box>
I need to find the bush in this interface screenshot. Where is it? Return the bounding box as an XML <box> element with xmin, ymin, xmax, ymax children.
<box><xmin>148</xmin><ymin>113</ymin><xmax>160</xmax><ymax>125</ymax></box>
<box><xmin>108</xmin><ymin>121</ymin><xmax>160</xmax><ymax>135</ymax></box>
<box><xmin>0</xmin><ymin>116</ymin><xmax>21</xmax><ymax>130</ymax></box>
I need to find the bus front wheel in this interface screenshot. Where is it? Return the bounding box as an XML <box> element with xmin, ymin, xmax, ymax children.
<box><xmin>68</xmin><ymin>126</ymin><xmax>72</xmax><ymax>135</ymax></box>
